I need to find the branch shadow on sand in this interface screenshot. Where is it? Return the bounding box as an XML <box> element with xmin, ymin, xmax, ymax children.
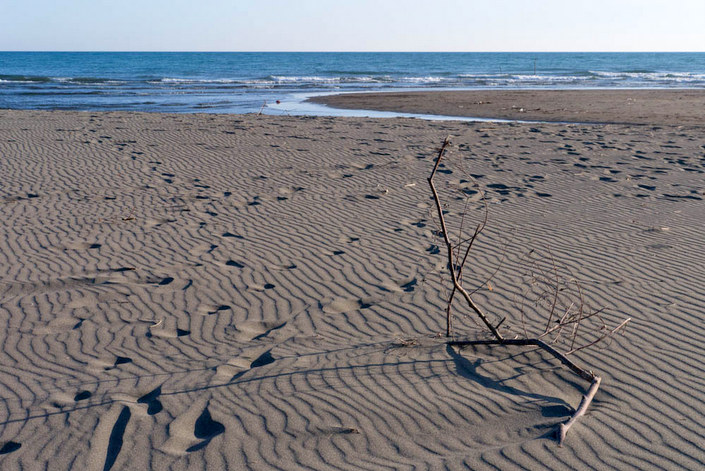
<box><xmin>446</xmin><ymin>344</ymin><xmax>574</xmax><ymax>425</ymax></box>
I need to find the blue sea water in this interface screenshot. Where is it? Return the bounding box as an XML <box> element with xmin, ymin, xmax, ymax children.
<box><xmin>1</xmin><ymin>52</ymin><xmax>704</xmax><ymax>116</ymax></box>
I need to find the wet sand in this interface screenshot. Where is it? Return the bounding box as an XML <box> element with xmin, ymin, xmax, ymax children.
<box><xmin>309</xmin><ymin>89</ymin><xmax>705</xmax><ymax>125</ymax></box>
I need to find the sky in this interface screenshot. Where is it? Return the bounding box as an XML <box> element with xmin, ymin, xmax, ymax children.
<box><xmin>1</xmin><ymin>0</ymin><xmax>704</xmax><ymax>52</ymax></box>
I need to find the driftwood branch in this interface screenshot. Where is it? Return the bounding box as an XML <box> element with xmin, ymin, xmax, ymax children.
<box><xmin>428</xmin><ymin>136</ymin><xmax>503</xmax><ymax>341</ymax></box>
<box><xmin>428</xmin><ymin>136</ymin><xmax>629</xmax><ymax>445</ymax></box>
<box><xmin>558</xmin><ymin>376</ymin><xmax>601</xmax><ymax>445</ymax></box>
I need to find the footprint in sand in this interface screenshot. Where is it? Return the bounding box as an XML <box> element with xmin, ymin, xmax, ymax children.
<box><xmin>250</xmin><ymin>350</ymin><xmax>275</xmax><ymax>368</ymax></box>
<box><xmin>136</xmin><ymin>274</ymin><xmax>179</xmax><ymax>288</ymax></box>
<box><xmin>0</xmin><ymin>442</ymin><xmax>21</xmax><ymax>455</ymax></box>
<box><xmin>426</xmin><ymin>244</ymin><xmax>440</xmax><ymax>254</ymax></box>
<box><xmin>61</xmin><ymin>241</ymin><xmax>102</xmax><ymax>251</ymax></box>
<box><xmin>32</xmin><ymin>315</ymin><xmax>84</xmax><ymax>335</ymax></box>
<box><xmin>337</xmin><ymin>235</ymin><xmax>360</xmax><ymax>244</ymax></box>
<box><xmin>377</xmin><ymin>277</ymin><xmax>418</xmax><ymax>294</ymax></box>
<box><xmin>148</xmin><ymin>328</ymin><xmax>190</xmax><ymax>338</ymax></box>
<box><xmin>245</xmin><ymin>282</ymin><xmax>276</xmax><ymax>292</ymax></box>
<box><xmin>269</xmin><ymin>262</ymin><xmax>297</xmax><ymax>271</ymax></box>
<box><xmin>196</xmin><ymin>304</ymin><xmax>232</xmax><ymax>316</ymax></box>
<box><xmin>104</xmin><ymin>356</ymin><xmax>133</xmax><ymax>370</ymax></box>
<box><xmin>214</xmin><ymin>347</ymin><xmax>277</xmax><ymax>381</ymax></box>
<box><xmin>210</xmin><ymin>304</ymin><xmax>232</xmax><ymax>314</ymax></box>
<box><xmin>400</xmin><ymin>278</ymin><xmax>418</xmax><ymax>292</ymax></box>
<box><xmin>187</xmin><ymin>408</ymin><xmax>225</xmax><ymax>452</ymax></box>
<box><xmin>44</xmin><ymin>391</ymin><xmax>87</xmax><ymax>410</ymax></box>
<box><xmin>322</xmin><ymin>297</ymin><xmax>375</xmax><ymax>314</ymax></box>
<box><xmin>222</xmin><ymin>231</ymin><xmax>244</xmax><ymax>239</ymax></box>
<box><xmin>146</xmin><ymin>320</ymin><xmax>190</xmax><ymax>338</ymax></box>
<box><xmin>188</xmin><ymin>243</ymin><xmax>218</xmax><ymax>258</ymax></box>
<box><xmin>224</xmin><ymin>320</ymin><xmax>288</xmax><ymax>343</ymax></box>
<box><xmin>143</xmin><ymin>217</ymin><xmax>177</xmax><ymax>228</ymax></box>
<box><xmin>160</xmin><ymin>399</ymin><xmax>225</xmax><ymax>455</ymax></box>
<box><xmin>87</xmin><ymin>404</ymin><xmax>131</xmax><ymax>471</ymax></box>
<box><xmin>311</xmin><ymin>426</ymin><xmax>361</xmax><ymax>437</ymax></box>
<box><xmin>74</xmin><ymin>390</ymin><xmax>92</xmax><ymax>401</ymax></box>
<box><xmin>137</xmin><ymin>385</ymin><xmax>164</xmax><ymax>415</ymax></box>
<box><xmin>158</xmin><ymin>276</ymin><xmax>174</xmax><ymax>286</ymax></box>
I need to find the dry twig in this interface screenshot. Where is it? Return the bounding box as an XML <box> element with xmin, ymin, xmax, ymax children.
<box><xmin>428</xmin><ymin>136</ymin><xmax>630</xmax><ymax>445</ymax></box>
<box><xmin>428</xmin><ymin>137</ymin><xmax>503</xmax><ymax>340</ymax></box>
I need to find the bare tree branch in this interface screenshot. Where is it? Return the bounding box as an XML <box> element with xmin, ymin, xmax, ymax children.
<box><xmin>426</xmin><ymin>136</ymin><xmax>630</xmax><ymax>445</ymax></box>
<box><xmin>428</xmin><ymin>136</ymin><xmax>503</xmax><ymax>341</ymax></box>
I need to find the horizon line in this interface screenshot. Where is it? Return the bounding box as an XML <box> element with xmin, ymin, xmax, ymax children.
<box><xmin>2</xmin><ymin>50</ymin><xmax>704</xmax><ymax>54</ymax></box>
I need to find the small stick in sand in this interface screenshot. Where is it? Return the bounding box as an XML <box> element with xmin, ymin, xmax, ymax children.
<box><xmin>121</xmin><ymin>207</ymin><xmax>136</xmax><ymax>221</ymax></box>
<box><xmin>149</xmin><ymin>318</ymin><xmax>164</xmax><ymax>329</ymax></box>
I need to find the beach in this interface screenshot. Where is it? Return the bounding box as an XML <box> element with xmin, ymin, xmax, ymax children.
<box><xmin>310</xmin><ymin>89</ymin><xmax>705</xmax><ymax>125</ymax></box>
<box><xmin>1</xmin><ymin>94</ymin><xmax>704</xmax><ymax>469</ymax></box>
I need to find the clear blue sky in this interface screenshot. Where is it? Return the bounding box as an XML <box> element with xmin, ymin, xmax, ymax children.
<box><xmin>2</xmin><ymin>0</ymin><xmax>704</xmax><ymax>52</ymax></box>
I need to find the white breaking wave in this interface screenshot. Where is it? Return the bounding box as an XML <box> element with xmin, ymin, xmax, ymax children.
<box><xmin>155</xmin><ymin>78</ymin><xmax>244</xmax><ymax>84</ymax></box>
<box><xmin>590</xmin><ymin>71</ymin><xmax>705</xmax><ymax>82</ymax></box>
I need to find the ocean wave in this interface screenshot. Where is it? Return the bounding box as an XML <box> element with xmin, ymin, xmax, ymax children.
<box><xmin>264</xmin><ymin>75</ymin><xmax>467</xmax><ymax>85</ymax></box>
<box><xmin>590</xmin><ymin>70</ymin><xmax>705</xmax><ymax>82</ymax></box>
<box><xmin>149</xmin><ymin>75</ymin><xmax>399</xmax><ymax>86</ymax></box>
<box><xmin>17</xmin><ymin>90</ymin><xmax>107</xmax><ymax>96</ymax></box>
<box><xmin>0</xmin><ymin>75</ymin><xmax>130</xmax><ymax>85</ymax></box>
<box><xmin>154</xmin><ymin>78</ymin><xmax>245</xmax><ymax>84</ymax></box>
<box><xmin>54</xmin><ymin>77</ymin><xmax>127</xmax><ymax>85</ymax></box>
<box><xmin>509</xmin><ymin>74</ymin><xmax>595</xmax><ymax>82</ymax></box>
<box><xmin>399</xmin><ymin>76</ymin><xmax>446</xmax><ymax>83</ymax></box>
<box><xmin>0</xmin><ymin>75</ymin><xmax>53</xmax><ymax>84</ymax></box>
<box><xmin>269</xmin><ymin>75</ymin><xmax>343</xmax><ymax>83</ymax></box>
<box><xmin>454</xmin><ymin>74</ymin><xmax>598</xmax><ymax>85</ymax></box>
<box><xmin>266</xmin><ymin>75</ymin><xmax>397</xmax><ymax>84</ymax></box>
<box><xmin>5</xmin><ymin>71</ymin><xmax>704</xmax><ymax>90</ymax></box>
<box><xmin>94</xmin><ymin>72</ymin><xmax>705</xmax><ymax>88</ymax></box>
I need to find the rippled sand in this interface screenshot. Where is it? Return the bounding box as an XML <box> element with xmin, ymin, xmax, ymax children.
<box><xmin>0</xmin><ymin>108</ymin><xmax>704</xmax><ymax>470</ymax></box>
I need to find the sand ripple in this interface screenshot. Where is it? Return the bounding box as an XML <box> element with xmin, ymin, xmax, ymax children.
<box><xmin>1</xmin><ymin>110</ymin><xmax>704</xmax><ymax>469</ymax></box>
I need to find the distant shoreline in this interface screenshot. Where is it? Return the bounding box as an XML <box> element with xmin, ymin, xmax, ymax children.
<box><xmin>3</xmin><ymin>51</ymin><xmax>705</xmax><ymax>114</ymax></box>
<box><xmin>308</xmin><ymin>89</ymin><xmax>705</xmax><ymax>126</ymax></box>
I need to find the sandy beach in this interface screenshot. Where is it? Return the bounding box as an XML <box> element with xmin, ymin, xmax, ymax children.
<box><xmin>1</xmin><ymin>96</ymin><xmax>705</xmax><ymax>469</ymax></box>
<box><xmin>310</xmin><ymin>89</ymin><xmax>705</xmax><ymax>125</ymax></box>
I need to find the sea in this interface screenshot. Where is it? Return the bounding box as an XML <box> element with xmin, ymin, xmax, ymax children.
<box><xmin>1</xmin><ymin>52</ymin><xmax>704</xmax><ymax>117</ymax></box>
